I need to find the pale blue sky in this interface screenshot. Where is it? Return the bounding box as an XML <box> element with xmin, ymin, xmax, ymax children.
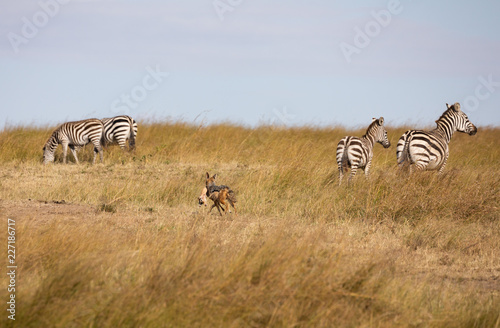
<box><xmin>1</xmin><ymin>0</ymin><xmax>499</xmax><ymax>129</ymax></box>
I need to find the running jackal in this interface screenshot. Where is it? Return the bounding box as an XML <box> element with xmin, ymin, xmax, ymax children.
<box><xmin>198</xmin><ymin>172</ymin><xmax>237</xmax><ymax>215</ymax></box>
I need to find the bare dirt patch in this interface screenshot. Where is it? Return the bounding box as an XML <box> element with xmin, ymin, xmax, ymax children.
<box><xmin>0</xmin><ymin>199</ymin><xmax>99</xmax><ymax>227</ymax></box>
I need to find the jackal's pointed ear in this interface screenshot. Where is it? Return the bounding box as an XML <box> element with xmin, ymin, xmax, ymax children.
<box><xmin>212</xmin><ymin>174</ymin><xmax>218</xmax><ymax>180</ymax></box>
<box><xmin>378</xmin><ymin>117</ymin><xmax>384</xmax><ymax>126</ymax></box>
<box><xmin>206</xmin><ymin>172</ymin><xmax>210</xmax><ymax>179</ymax></box>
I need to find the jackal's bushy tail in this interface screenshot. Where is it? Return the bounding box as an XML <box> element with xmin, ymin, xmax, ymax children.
<box><xmin>227</xmin><ymin>189</ymin><xmax>237</xmax><ymax>203</ymax></box>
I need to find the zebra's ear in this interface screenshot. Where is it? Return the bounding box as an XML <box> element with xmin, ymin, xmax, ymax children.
<box><xmin>446</xmin><ymin>103</ymin><xmax>451</xmax><ymax>109</ymax></box>
<box><xmin>372</xmin><ymin>118</ymin><xmax>377</xmax><ymax>122</ymax></box>
<box><xmin>453</xmin><ymin>103</ymin><xmax>461</xmax><ymax>112</ymax></box>
<box><xmin>378</xmin><ymin>117</ymin><xmax>384</xmax><ymax>125</ymax></box>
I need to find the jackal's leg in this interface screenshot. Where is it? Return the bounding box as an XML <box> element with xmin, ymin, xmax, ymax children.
<box><xmin>219</xmin><ymin>199</ymin><xmax>229</xmax><ymax>215</ymax></box>
<box><xmin>227</xmin><ymin>199</ymin><xmax>237</xmax><ymax>214</ymax></box>
<box><xmin>216</xmin><ymin>202</ymin><xmax>224</xmax><ymax>216</ymax></box>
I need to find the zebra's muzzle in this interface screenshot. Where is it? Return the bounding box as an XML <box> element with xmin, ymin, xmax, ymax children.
<box><xmin>469</xmin><ymin>126</ymin><xmax>477</xmax><ymax>136</ymax></box>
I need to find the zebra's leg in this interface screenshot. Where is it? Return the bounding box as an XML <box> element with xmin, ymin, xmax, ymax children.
<box><xmin>92</xmin><ymin>140</ymin><xmax>104</xmax><ymax>164</ymax></box>
<box><xmin>98</xmin><ymin>146</ymin><xmax>104</xmax><ymax>163</ymax></box>
<box><xmin>338</xmin><ymin>166</ymin><xmax>344</xmax><ymax>186</ymax></box>
<box><xmin>118</xmin><ymin>138</ymin><xmax>127</xmax><ymax>150</ymax></box>
<box><xmin>62</xmin><ymin>141</ymin><xmax>69</xmax><ymax>164</ymax></box>
<box><xmin>347</xmin><ymin>162</ymin><xmax>359</xmax><ymax>186</ymax></box>
<box><xmin>438</xmin><ymin>153</ymin><xmax>449</xmax><ymax>174</ymax></box>
<box><xmin>414</xmin><ymin>161</ymin><xmax>428</xmax><ymax>172</ymax></box>
<box><xmin>364</xmin><ymin>160</ymin><xmax>372</xmax><ymax>179</ymax></box>
<box><xmin>69</xmin><ymin>145</ymin><xmax>79</xmax><ymax>164</ymax></box>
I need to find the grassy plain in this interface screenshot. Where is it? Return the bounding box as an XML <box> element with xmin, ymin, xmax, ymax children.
<box><xmin>0</xmin><ymin>122</ymin><xmax>499</xmax><ymax>327</ymax></box>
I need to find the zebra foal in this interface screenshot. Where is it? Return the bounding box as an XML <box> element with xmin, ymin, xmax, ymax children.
<box><xmin>396</xmin><ymin>103</ymin><xmax>477</xmax><ymax>173</ymax></box>
<box><xmin>43</xmin><ymin>119</ymin><xmax>104</xmax><ymax>164</ymax></box>
<box><xmin>101</xmin><ymin>115</ymin><xmax>137</xmax><ymax>150</ymax></box>
<box><xmin>336</xmin><ymin>117</ymin><xmax>391</xmax><ymax>185</ymax></box>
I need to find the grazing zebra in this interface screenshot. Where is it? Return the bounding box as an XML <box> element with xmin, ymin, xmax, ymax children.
<box><xmin>43</xmin><ymin>119</ymin><xmax>104</xmax><ymax>164</ymax></box>
<box><xmin>396</xmin><ymin>102</ymin><xmax>477</xmax><ymax>173</ymax></box>
<box><xmin>336</xmin><ymin>117</ymin><xmax>391</xmax><ymax>185</ymax></box>
<box><xmin>101</xmin><ymin>115</ymin><xmax>137</xmax><ymax>150</ymax></box>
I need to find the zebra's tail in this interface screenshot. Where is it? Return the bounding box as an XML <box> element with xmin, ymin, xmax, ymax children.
<box><xmin>397</xmin><ymin>132</ymin><xmax>411</xmax><ymax>166</ymax></box>
<box><xmin>340</xmin><ymin>145</ymin><xmax>349</xmax><ymax>174</ymax></box>
<box><xmin>129</xmin><ymin>119</ymin><xmax>137</xmax><ymax>150</ymax></box>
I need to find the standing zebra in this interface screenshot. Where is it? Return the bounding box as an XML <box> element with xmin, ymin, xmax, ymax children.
<box><xmin>336</xmin><ymin>117</ymin><xmax>391</xmax><ymax>185</ymax></box>
<box><xmin>396</xmin><ymin>102</ymin><xmax>477</xmax><ymax>173</ymax></box>
<box><xmin>43</xmin><ymin>119</ymin><xmax>104</xmax><ymax>164</ymax></box>
<box><xmin>101</xmin><ymin>115</ymin><xmax>137</xmax><ymax>150</ymax></box>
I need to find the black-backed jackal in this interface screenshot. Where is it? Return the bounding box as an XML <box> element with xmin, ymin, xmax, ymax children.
<box><xmin>198</xmin><ymin>172</ymin><xmax>237</xmax><ymax>215</ymax></box>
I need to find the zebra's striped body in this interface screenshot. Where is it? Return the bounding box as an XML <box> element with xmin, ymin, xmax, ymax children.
<box><xmin>43</xmin><ymin>119</ymin><xmax>104</xmax><ymax>164</ymax></box>
<box><xmin>101</xmin><ymin>115</ymin><xmax>137</xmax><ymax>150</ymax></box>
<box><xmin>336</xmin><ymin>117</ymin><xmax>390</xmax><ymax>185</ymax></box>
<box><xmin>396</xmin><ymin>103</ymin><xmax>477</xmax><ymax>173</ymax></box>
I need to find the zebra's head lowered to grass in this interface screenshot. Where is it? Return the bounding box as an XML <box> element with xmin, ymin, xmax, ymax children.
<box><xmin>368</xmin><ymin>117</ymin><xmax>391</xmax><ymax>148</ymax></box>
<box><xmin>42</xmin><ymin>132</ymin><xmax>58</xmax><ymax>164</ymax></box>
<box><xmin>442</xmin><ymin>103</ymin><xmax>477</xmax><ymax>136</ymax></box>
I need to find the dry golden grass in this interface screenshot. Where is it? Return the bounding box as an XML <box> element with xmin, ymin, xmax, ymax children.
<box><xmin>0</xmin><ymin>122</ymin><xmax>499</xmax><ymax>327</ymax></box>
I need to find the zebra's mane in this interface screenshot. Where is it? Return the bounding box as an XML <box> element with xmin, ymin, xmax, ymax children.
<box><xmin>435</xmin><ymin>103</ymin><xmax>460</xmax><ymax>125</ymax></box>
<box><xmin>362</xmin><ymin>119</ymin><xmax>379</xmax><ymax>138</ymax></box>
<box><xmin>435</xmin><ymin>109</ymin><xmax>452</xmax><ymax>124</ymax></box>
<box><xmin>45</xmin><ymin>130</ymin><xmax>58</xmax><ymax>146</ymax></box>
